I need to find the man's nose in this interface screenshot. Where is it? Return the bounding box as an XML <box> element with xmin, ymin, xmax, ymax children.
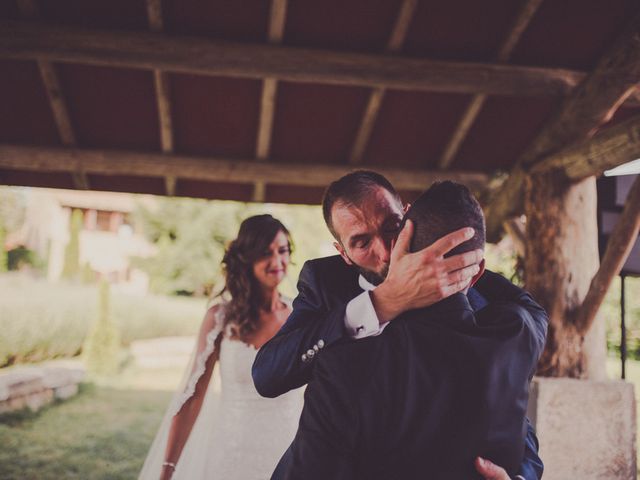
<box><xmin>373</xmin><ymin>236</ymin><xmax>391</xmax><ymax>263</ymax></box>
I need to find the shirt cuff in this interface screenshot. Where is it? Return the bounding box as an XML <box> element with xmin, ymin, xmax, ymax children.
<box><xmin>344</xmin><ymin>291</ymin><xmax>383</xmax><ymax>339</ymax></box>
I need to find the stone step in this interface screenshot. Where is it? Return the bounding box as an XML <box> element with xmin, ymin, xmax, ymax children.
<box><xmin>0</xmin><ymin>364</ymin><xmax>86</xmax><ymax>414</ymax></box>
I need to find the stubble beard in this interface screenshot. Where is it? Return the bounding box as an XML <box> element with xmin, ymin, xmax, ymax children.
<box><xmin>358</xmin><ymin>263</ymin><xmax>389</xmax><ymax>287</ymax></box>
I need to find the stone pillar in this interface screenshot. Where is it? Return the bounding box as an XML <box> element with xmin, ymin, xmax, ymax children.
<box><xmin>528</xmin><ymin>377</ymin><xmax>636</xmax><ymax>479</ymax></box>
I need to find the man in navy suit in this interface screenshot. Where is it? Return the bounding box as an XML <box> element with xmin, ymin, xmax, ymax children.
<box><xmin>282</xmin><ymin>181</ymin><xmax>547</xmax><ymax>479</ymax></box>
<box><xmin>253</xmin><ymin>171</ymin><xmax>545</xmax><ymax>479</ymax></box>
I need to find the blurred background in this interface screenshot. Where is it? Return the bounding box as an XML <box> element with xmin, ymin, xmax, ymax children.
<box><xmin>0</xmin><ymin>185</ymin><xmax>638</xmax><ymax>479</ymax></box>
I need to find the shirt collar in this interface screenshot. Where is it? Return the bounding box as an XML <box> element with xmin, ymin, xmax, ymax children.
<box><xmin>358</xmin><ymin>274</ymin><xmax>377</xmax><ymax>291</ymax></box>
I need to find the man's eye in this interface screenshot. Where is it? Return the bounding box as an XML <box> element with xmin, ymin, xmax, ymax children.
<box><xmin>356</xmin><ymin>239</ymin><xmax>370</xmax><ymax>249</ymax></box>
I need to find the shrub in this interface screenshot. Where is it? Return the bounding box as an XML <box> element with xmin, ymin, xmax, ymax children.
<box><xmin>0</xmin><ymin>225</ymin><xmax>7</xmax><ymax>272</ymax></box>
<box><xmin>83</xmin><ymin>280</ymin><xmax>122</xmax><ymax>375</ymax></box>
<box><xmin>62</xmin><ymin>209</ymin><xmax>82</xmax><ymax>280</ymax></box>
<box><xmin>7</xmin><ymin>246</ymin><xmax>43</xmax><ymax>271</ymax></box>
<box><xmin>0</xmin><ymin>274</ymin><xmax>205</xmax><ymax>368</ymax></box>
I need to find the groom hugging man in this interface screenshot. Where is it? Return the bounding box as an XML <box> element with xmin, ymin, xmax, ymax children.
<box><xmin>253</xmin><ymin>171</ymin><xmax>548</xmax><ymax>479</ymax></box>
<box><xmin>280</xmin><ymin>180</ymin><xmax>547</xmax><ymax>479</ymax></box>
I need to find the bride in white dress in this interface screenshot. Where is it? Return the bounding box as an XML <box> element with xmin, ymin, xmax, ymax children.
<box><xmin>139</xmin><ymin>215</ymin><xmax>303</xmax><ymax>480</ymax></box>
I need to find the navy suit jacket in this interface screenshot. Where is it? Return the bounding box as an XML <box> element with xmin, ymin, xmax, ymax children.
<box><xmin>285</xmin><ymin>275</ymin><xmax>548</xmax><ymax>479</ymax></box>
<box><xmin>252</xmin><ymin>255</ymin><xmax>546</xmax><ymax>479</ymax></box>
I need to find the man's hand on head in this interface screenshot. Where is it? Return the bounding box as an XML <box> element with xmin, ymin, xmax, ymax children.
<box><xmin>370</xmin><ymin>220</ymin><xmax>483</xmax><ymax>323</ymax></box>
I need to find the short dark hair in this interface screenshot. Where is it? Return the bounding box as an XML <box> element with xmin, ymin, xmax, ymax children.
<box><xmin>322</xmin><ymin>170</ymin><xmax>402</xmax><ymax>240</ymax></box>
<box><xmin>402</xmin><ymin>181</ymin><xmax>485</xmax><ymax>255</ymax></box>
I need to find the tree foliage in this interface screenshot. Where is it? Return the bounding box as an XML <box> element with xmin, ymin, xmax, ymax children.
<box><xmin>83</xmin><ymin>279</ymin><xmax>122</xmax><ymax>375</ymax></box>
<box><xmin>0</xmin><ymin>225</ymin><xmax>6</xmax><ymax>273</ymax></box>
<box><xmin>0</xmin><ymin>187</ymin><xmax>26</xmax><ymax>235</ymax></box>
<box><xmin>132</xmin><ymin>198</ymin><xmax>249</xmax><ymax>296</ymax></box>
<box><xmin>62</xmin><ymin>209</ymin><xmax>82</xmax><ymax>280</ymax></box>
<box><xmin>131</xmin><ymin>198</ymin><xmax>335</xmax><ymax>297</ymax></box>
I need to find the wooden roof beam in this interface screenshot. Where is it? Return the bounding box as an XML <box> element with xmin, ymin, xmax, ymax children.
<box><xmin>485</xmin><ymin>113</ymin><xmax>640</xmax><ymax>243</ymax></box>
<box><xmin>146</xmin><ymin>0</ymin><xmax>175</xmax><ymax>196</ymax></box>
<box><xmin>349</xmin><ymin>0</ymin><xmax>418</xmax><ymax>165</ymax></box>
<box><xmin>256</xmin><ymin>0</ymin><xmax>288</xmax><ymax>162</ymax></box>
<box><xmin>437</xmin><ymin>0</ymin><xmax>544</xmax><ymax>170</ymax></box>
<box><xmin>15</xmin><ymin>2</ymin><xmax>88</xmax><ymax>191</ymax></box>
<box><xmin>253</xmin><ymin>0</ymin><xmax>289</xmax><ymax>202</ymax></box>
<box><xmin>484</xmin><ymin>11</ymin><xmax>640</xmax><ymax>241</ymax></box>
<box><xmin>1</xmin><ymin>20</ymin><xmax>597</xmax><ymax>98</ymax></box>
<box><xmin>0</xmin><ymin>144</ymin><xmax>489</xmax><ymax>193</ymax></box>
<box><xmin>531</xmin><ymin>113</ymin><xmax>640</xmax><ymax>180</ymax></box>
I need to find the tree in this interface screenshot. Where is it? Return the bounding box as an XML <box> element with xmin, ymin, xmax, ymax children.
<box><xmin>83</xmin><ymin>279</ymin><xmax>121</xmax><ymax>375</ymax></box>
<box><xmin>132</xmin><ymin>198</ymin><xmax>248</xmax><ymax>296</ymax></box>
<box><xmin>0</xmin><ymin>187</ymin><xmax>26</xmax><ymax>235</ymax></box>
<box><xmin>62</xmin><ymin>209</ymin><xmax>83</xmax><ymax>280</ymax></box>
<box><xmin>131</xmin><ymin>197</ymin><xmax>335</xmax><ymax>297</ymax></box>
<box><xmin>0</xmin><ymin>224</ymin><xmax>7</xmax><ymax>273</ymax></box>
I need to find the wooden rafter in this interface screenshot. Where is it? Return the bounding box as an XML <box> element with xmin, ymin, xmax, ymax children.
<box><xmin>437</xmin><ymin>0</ymin><xmax>544</xmax><ymax>169</ymax></box>
<box><xmin>349</xmin><ymin>0</ymin><xmax>418</xmax><ymax>165</ymax></box>
<box><xmin>146</xmin><ymin>0</ymin><xmax>163</xmax><ymax>31</ymax></box>
<box><xmin>574</xmin><ymin>175</ymin><xmax>640</xmax><ymax>334</ymax></box>
<box><xmin>0</xmin><ymin>144</ymin><xmax>489</xmax><ymax>193</ymax></box>
<box><xmin>484</xmin><ymin>11</ymin><xmax>640</xmax><ymax>241</ymax></box>
<box><xmin>15</xmin><ymin>1</ymin><xmax>88</xmax><ymax>190</ymax></box>
<box><xmin>1</xmin><ymin>20</ymin><xmax>599</xmax><ymax>98</ymax></box>
<box><xmin>254</xmin><ymin>0</ymin><xmax>289</xmax><ymax>202</ymax></box>
<box><xmin>531</xmin><ymin>113</ymin><xmax>640</xmax><ymax>180</ymax></box>
<box><xmin>146</xmin><ymin>0</ymin><xmax>175</xmax><ymax>196</ymax></box>
<box><xmin>256</xmin><ymin>0</ymin><xmax>287</xmax><ymax>162</ymax></box>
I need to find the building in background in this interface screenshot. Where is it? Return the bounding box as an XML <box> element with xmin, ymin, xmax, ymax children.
<box><xmin>13</xmin><ymin>189</ymin><xmax>155</xmax><ymax>294</ymax></box>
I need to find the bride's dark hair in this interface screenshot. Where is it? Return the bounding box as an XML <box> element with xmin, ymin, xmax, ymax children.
<box><xmin>217</xmin><ymin>214</ymin><xmax>292</xmax><ymax>341</ymax></box>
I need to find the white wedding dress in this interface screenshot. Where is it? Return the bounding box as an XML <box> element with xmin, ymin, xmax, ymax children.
<box><xmin>139</xmin><ymin>304</ymin><xmax>304</xmax><ymax>479</ymax></box>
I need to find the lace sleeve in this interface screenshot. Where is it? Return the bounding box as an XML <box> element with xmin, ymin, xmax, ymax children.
<box><xmin>169</xmin><ymin>306</ymin><xmax>225</xmax><ymax>417</ymax></box>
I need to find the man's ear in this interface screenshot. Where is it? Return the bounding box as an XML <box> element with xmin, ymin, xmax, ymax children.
<box><xmin>333</xmin><ymin>241</ymin><xmax>353</xmax><ymax>266</ymax></box>
<box><xmin>469</xmin><ymin>258</ymin><xmax>485</xmax><ymax>288</ymax></box>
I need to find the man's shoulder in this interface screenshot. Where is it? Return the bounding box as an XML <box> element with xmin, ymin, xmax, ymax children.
<box><xmin>303</xmin><ymin>254</ymin><xmax>355</xmax><ymax>276</ymax></box>
<box><xmin>300</xmin><ymin>255</ymin><xmax>359</xmax><ymax>290</ymax></box>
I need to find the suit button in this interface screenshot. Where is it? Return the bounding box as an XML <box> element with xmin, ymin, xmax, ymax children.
<box><xmin>301</xmin><ymin>353</ymin><xmax>308</xmax><ymax>362</ymax></box>
<box><xmin>307</xmin><ymin>349</ymin><xmax>315</xmax><ymax>358</ymax></box>
<box><xmin>313</xmin><ymin>345</ymin><xmax>319</xmax><ymax>352</ymax></box>
<box><xmin>317</xmin><ymin>339</ymin><xmax>325</xmax><ymax>349</ymax></box>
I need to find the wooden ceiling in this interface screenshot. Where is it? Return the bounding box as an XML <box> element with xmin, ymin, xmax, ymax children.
<box><xmin>1</xmin><ymin>0</ymin><xmax>639</xmax><ymax>229</ymax></box>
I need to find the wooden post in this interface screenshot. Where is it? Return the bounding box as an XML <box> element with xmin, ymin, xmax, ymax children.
<box><xmin>524</xmin><ymin>173</ymin><xmax>606</xmax><ymax>379</ymax></box>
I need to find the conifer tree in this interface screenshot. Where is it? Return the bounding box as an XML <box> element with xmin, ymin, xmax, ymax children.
<box><xmin>62</xmin><ymin>209</ymin><xmax>83</xmax><ymax>280</ymax></box>
<box><xmin>84</xmin><ymin>279</ymin><xmax>121</xmax><ymax>375</ymax></box>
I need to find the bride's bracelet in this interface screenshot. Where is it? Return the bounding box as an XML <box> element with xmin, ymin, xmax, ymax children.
<box><xmin>162</xmin><ymin>461</ymin><xmax>176</xmax><ymax>470</ymax></box>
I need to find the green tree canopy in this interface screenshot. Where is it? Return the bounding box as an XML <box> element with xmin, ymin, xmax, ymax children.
<box><xmin>131</xmin><ymin>198</ymin><xmax>334</xmax><ymax>297</ymax></box>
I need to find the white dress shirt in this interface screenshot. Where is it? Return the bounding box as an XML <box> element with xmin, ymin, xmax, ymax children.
<box><xmin>344</xmin><ymin>275</ymin><xmax>390</xmax><ymax>338</ymax></box>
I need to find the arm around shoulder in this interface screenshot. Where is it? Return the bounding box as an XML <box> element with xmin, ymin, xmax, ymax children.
<box><xmin>252</xmin><ymin>259</ymin><xmax>352</xmax><ymax>398</ymax></box>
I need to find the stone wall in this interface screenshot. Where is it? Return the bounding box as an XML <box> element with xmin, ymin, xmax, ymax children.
<box><xmin>0</xmin><ymin>366</ymin><xmax>85</xmax><ymax>414</ymax></box>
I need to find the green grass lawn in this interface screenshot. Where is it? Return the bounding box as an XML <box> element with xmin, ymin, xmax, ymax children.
<box><xmin>1</xmin><ymin>356</ymin><xmax>637</xmax><ymax>479</ymax></box>
<box><xmin>0</xmin><ymin>362</ymin><xmax>184</xmax><ymax>480</ymax></box>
